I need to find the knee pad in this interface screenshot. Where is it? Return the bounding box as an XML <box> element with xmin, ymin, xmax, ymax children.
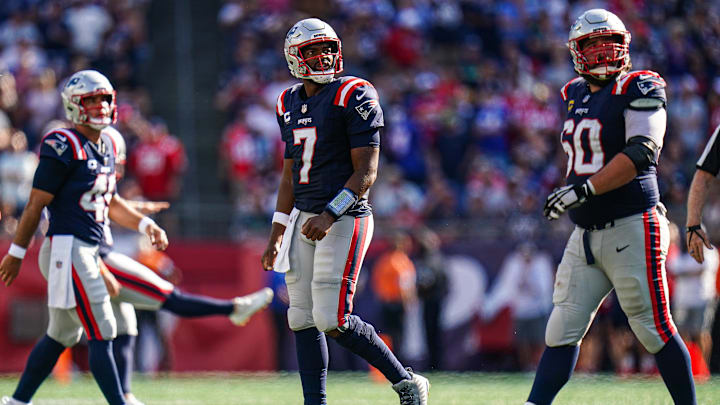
<box><xmin>113</xmin><ymin>302</ymin><xmax>138</xmax><ymax>336</ymax></box>
<box><xmin>545</xmin><ymin>305</ymin><xmax>585</xmax><ymax>347</ymax></box>
<box><xmin>312</xmin><ymin>308</ymin><xmax>340</xmax><ymax>333</ymax></box>
<box><xmin>47</xmin><ymin>326</ymin><xmax>83</xmax><ymax>348</ymax></box>
<box><xmin>287</xmin><ymin>307</ymin><xmax>314</xmax><ymax>331</ymax></box>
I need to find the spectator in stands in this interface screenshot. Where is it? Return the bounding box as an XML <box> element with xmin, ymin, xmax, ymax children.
<box><xmin>413</xmin><ymin>228</ymin><xmax>448</xmax><ymax>370</ymax></box>
<box><xmin>482</xmin><ymin>242</ymin><xmax>554</xmax><ymax>370</ymax></box>
<box><xmin>371</xmin><ymin>231</ymin><xmax>418</xmax><ymax>359</ymax></box>
<box><xmin>0</xmin><ymin>130</ymin><xmax>37</xmax><ymax>216</ymax></box>
<box><xmin>127</xmin><ymin>118</ymin><xmax>186</xmax><ymax>234</ymax></box>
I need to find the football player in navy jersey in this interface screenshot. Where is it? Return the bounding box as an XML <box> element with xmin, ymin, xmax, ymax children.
<box><xmin>526</xmin><ymin>9</ymin><xmax>696</xmax><ymax>405</ymax></box>
<box><xmin>261</xmin><ymin>18</ymin><xmax>429</xmax><ymax>405</ymax></box>
<box><xmin>0</xmin><ymin>70</ymin><xmax>167</xmax><ymax>405</ymax></box>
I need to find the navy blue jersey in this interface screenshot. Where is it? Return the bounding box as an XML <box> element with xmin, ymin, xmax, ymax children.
<box><xmin>560</xmin><ymin>70</ymin><xmax>667</xmax><ymax>228</ymax></box>
<box><xmin>38</xmin><ymin>128</ymin><xmax>116</xmax><ymax>244</ymax></box>
<box><xmin>276</xmin><ymin>76</ymin><xmax>383</xmax><ymax>215</ymax></box>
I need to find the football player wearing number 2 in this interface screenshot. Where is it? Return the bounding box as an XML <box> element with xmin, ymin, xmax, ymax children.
<box><xmin>0</xmin><ymin>70</ymin><xmax>166</xmax><ymax>405</ymax></box>
<box><xmin>527</xmin><ymin>9</ymin><xmax>696</xmax><ymax>405</ymax></box>
<box><xmin>261</xmin><ymin>18</ymin><xmax>429</xmax><ymax>405</ymax></box>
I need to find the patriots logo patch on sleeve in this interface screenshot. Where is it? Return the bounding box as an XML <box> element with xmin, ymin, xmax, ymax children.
<box><xmin>355</xmin><ymin>99</ymin><xmax>378</xmax><ymax>121</ymax></box>
<box><xmin>44</xmin><ymin>138</ymin><xmax>68</xmax><ymax>156</ymax></box>
<box><xmin>637</xmin><ymin>77</ymin><xmax>665</xmax><ymax>95</ymax></box>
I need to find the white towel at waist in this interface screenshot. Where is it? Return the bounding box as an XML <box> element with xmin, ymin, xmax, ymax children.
<box><xmin>273</xmin><ymin>207</ymin><xmax>300</xmax><ymax>273</ymax></box>
<box><xmin>47</xmin><ymin>235</ymin><xmax>76</xmax><ymax>309</ymax></box>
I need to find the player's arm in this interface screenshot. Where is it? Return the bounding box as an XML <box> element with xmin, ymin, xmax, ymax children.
<box><xmin>126</xmin><ymin>200</ymin><xmax>171</xmax><ymax>215</ymax></box>
<box><xmin>108</xmin><ymin>194</ymin><xmax>168</xmax><ymax>250</ymax></box>
<box><xmin>301</xmin><ymin>145</ymin><xmax>379</xmax><ymax>241</ymax></box>
<box><xmin>0</xmin><ymin>188</ymin><xmax>54</xmax><ymax>286</ymax></box>
<box><xmin>0</xmin><ymin>149</ymin><xmax>73</xmax><ymax>286</ymax></box>
<box><xmin>545</xmin><ymin>99</ymin><xmax>666</xmax><ymax>219</ymax></box>
<box><xmin>686</xmin><ymin>127</ymin><xmax>720</xmax><ymax>262</ymax></box>
<box><xmin>686</xmin><ymin>169</ymin><xmax>715</xmax><ymax>263</ymax></box>
<box><xmin>262</xmin><ymin>158</ymin><xmax>295</xmax><ymax>270</ymax></box>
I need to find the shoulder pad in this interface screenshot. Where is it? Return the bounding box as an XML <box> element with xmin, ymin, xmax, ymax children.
<box><xmin>612</xmin><ymin>70</ymin><xmax>666</xmax><ymax>96</ymax></box>
<box><xmin>333</xmin><ymin>76</ymin><xmax>375</xmax><ymax>108</ymax></box>
<box><xmin>276</xmin><ymin>84</ymin><xmax>302</xmax><ymax>116</ymax></box>
<box><xmin>560</xmin><ymin>77</ymin><xmax>584</xmax><ymax>102</ymax></box>
<box><xmin>40</xmin><ymin>128</ymin><xmax>87</xmax><ymax>160</ymax></box>
<box><xmin>102</xmin><ymin>126</ymin><xmax>126</xmax><ymax>163</ymax></box>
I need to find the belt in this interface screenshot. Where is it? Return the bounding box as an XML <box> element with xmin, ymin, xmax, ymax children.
<box><xmin>580</xmin><ymin>203</ymin><xmax>667</xmax><ymax>265</ymax></box>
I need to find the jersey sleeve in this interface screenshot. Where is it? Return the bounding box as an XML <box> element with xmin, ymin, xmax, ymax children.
<box><xmin>697</xmin><ymin>125</ymin><xmax>720</xmax><ymax>176</ymax></box>
<box><xmin>39</xmin><ymin>131</ymin><xmax>76</xmax><ymax>165</ymax></box>
<box><xmin>335</xmin><ymin>78</ymin><xmax>384</xmax><ymax>143</ymax></box>
<box><xmin>32</xmin><ymin>156</ymin><xmax>71</xmax><ymax>194</ymax></box>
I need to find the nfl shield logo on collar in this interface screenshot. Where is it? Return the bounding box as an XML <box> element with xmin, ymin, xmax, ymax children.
<box><xmin>55</xmin><ymin>260</ymin><xmax>63</xmax><ymax>269</ymax></box>
<box><xmin>301</xmin><ymin>104</ymin><xmax>307</xmax><ymax>114</ymax></box>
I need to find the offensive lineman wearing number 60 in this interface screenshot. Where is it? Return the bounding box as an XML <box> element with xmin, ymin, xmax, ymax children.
<box><xmin>261</xmin><ymin>18</ymin><xmax>429</xmax><ymax>405</ymax></box>
<box><xmin>528</xmin><ymin>9</ymin><xmax>696</xmax><ymax>405</ymax></box>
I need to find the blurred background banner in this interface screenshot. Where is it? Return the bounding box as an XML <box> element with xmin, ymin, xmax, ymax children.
<box><xmin>0</xmin><ymin>0</ymin><xmax>719</xmax><ymax>375</ymax></box>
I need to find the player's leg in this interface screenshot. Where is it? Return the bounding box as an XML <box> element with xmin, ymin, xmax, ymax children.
<box><xmin>286</xmin><ymin>212</ymin><xmax>328</xmax><ymax>405</ymax></box>
<box><xmin>607</xmin><ymin>209</ymin><xmax>695</xmax><ymax>405</ymax></box>
<box><xmin>111</xmin><ymin>300</ymin><xmax>142</xmax><ymax>405</ymax></box>
<box><xmin>310</xmin><ymin>215</ymin><xmax>429</xmax><ymax>404</ymax></box>
<box><xmin>104</xmin><ymin>251</ymin><xmax>271</xmax><ymax>324</ymax></box>
<box><xmin>6</xmin><ymin>239</ymin><xmax>77</xmax><ymax>404</ymax></box>
<box><xmin>73</xmin><ymin>241</ymin><xmax>126</xmax><ymax>405</ymax></box>
<box><xmin>526</xmin><ymin>228</ymin><xmax>612</xmax><ymax>405</ymax></box>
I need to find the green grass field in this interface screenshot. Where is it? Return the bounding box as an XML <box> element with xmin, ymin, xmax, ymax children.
<box><xmin>1</xmin><ymin>372</ymin><xmax>718</xmax><ymax>404</ymax></box>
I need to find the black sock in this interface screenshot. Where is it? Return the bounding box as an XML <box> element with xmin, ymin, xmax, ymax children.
<box><xmin>88</xmin><ymin>340</ymin><xmax>126</xmax><ymax>405</ymax></box>
<box><xmin>13</xmin><ymin>335</ymin><xmax>66</xmax><ymax>402</ymax></box>
<box><xmin>527</xmin><ymin>345</ymin><xmax>580</xmax><ymax>405</ymax></box>
<box><xmin>161</xmin><ymin>290</ymin><xmax>234</xmax><ymax>317</ymax></box>
<box><xmin>655</xmin><ymin>334</ymin><xmax>696</xmax><ymax>405</ymax></box>
<box><xmin>331</xmin><ymin>315</ymin><xmax>410</xmax><ymax>384</ymax></box>
<box><xmin>113</xmin><ymin>334</ymin><xmax>136</xmax><ymax>394</ymax></box>
<box><xmin>294</xmin><ymin>328</ymin><xmax>328</xmax><ymax>405</ymax></box>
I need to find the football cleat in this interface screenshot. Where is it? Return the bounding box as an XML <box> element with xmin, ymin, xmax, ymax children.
<box><xmin>229</xmin><ymin>287</ymin><xmax>274</xmax><ymax>326</ymax></box>
<box><xmin>392</xmin><ymin>368</ymin><xmax>430</xmax><ymax>405</ymax></box>
<box><xmin>1</xmin><ymin>396</ymin><xmax>31</xmax><ymax>405</ymax></box>
<box><xmin>124</xmin><ymin>393</ymin><xmax>145</xmax><ymax>405</ymax></box>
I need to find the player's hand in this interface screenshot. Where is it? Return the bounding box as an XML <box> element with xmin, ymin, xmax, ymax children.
<box><xmin>686</xmin><ymin>225</ymin><xmax>713</xmax><ymax>263</ymax></box>
<box><xmin>146</xmin><ymin>224</ymin><xmax>169</xmax><ymax>251</ymax></box>
<box><xmin>261</xmin><ymin>237</ymin><xmax>282</xmax><ymax>271</ymax></box>
<box><xmin>543</xmin><ymin>181</ymin><xmax>594</xmax><ymax>220</ymax></box>
<box><xmin>136</xmin><ymin>201</ymin><xmax>170</xmax><ymax>215</ymax></box>
<box><xmin>99</xmin><ymin>263</ymin><xmax>122</xmax><ymax>298</ymax></box>
<box><xmin>0</xmin><ymin>254</ymin><xmax>22</xmax><ymax>286</ymax></box>
<box><xmin>301</xmin><ymin>212</ymin><xmax>334</xmax><ymax>241</ymax></box>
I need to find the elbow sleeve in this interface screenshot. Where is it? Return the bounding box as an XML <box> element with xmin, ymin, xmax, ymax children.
<box><xmin>621</xmin><ymin>136</ymin><xmax>659</xmax><ymax>173</ymax></box>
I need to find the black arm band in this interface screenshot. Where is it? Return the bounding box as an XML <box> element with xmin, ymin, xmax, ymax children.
<box><xmin>324</xmin><ymin>188</ymin><xmax>358</xmax><ymax>220</ymax></box>
<box><xmin>621</xmin><ymin>136</ymin><xmax>659</xmax><ymax>173</ymax></box>
<box><xmin>32</xmin><ymin>157</ymin><xmax>69</xmax><ymax>195</ymax></box>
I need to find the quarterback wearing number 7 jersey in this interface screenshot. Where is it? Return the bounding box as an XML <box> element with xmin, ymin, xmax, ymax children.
<box><xmin>261</xmin><ymin>18</ymin><xmax>428</xmax><ymax>405</ymax></box>
<box><xmin>528</xmin><ymin>9</ymin><xmax>696</xmax><ymax>405</ymax></box>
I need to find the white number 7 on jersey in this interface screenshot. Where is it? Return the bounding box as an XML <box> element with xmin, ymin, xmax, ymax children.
<box><xmin>293</xmin><ymin>127</ymin><xmax>317</xmax><ymax>184</ymax></box>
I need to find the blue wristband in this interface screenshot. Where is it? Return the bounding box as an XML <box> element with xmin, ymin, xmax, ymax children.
<box><xmin>325</xmin><ymin>188</ymin><xmax>358</xmax><ymax>219</ymax></box>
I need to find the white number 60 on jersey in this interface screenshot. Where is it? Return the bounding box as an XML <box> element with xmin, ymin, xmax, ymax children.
<box><xmin>561</xmin><ymin>118</ymin><xmax>604</xmax><ymax>177</ymax></box>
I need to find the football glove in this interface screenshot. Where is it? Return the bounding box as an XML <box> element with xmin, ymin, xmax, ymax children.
<box><xmin>543</xmin><ymin>181</ymin><xmax>595</xmax><ymax>220</ymax></box>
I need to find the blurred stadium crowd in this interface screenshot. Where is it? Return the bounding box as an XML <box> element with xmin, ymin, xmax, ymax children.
<box><xmin>0</xmin><ymin>0</ymin><xmax>720</xmax><ymax>374</ymax></box>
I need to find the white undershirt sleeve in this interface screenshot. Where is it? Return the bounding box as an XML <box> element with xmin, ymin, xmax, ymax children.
<box><xmin>623</xmin><ymin>107</ymin><xmax>667</xmax><ymax>147</ymax></box>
